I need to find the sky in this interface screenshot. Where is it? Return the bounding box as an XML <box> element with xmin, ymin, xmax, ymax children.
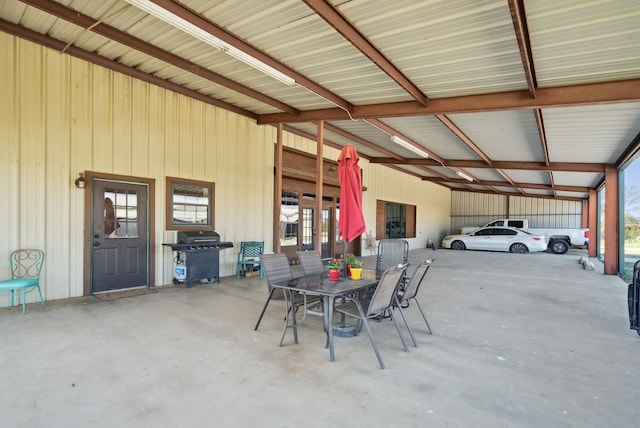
<box><xmin>625</xmin><ymin>160</ymin><xmax>640</xmax><ymax>186</ymax></box>
<box><xmin>624</xmin><ymin>159</ymin><xmax>640</xmax><ymax>216</ymax></box>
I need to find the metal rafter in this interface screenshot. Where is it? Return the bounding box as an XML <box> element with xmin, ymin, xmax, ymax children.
<box><xmin>369</xmin><ymin>158</ymin><xmax>608</xmax><ymax>172</ymax></box>
<box><xmin>366</xmin><ymin>119</ymin><xmax>443</xmax><ymax>164</ymax></box>
<box><xmin>0</xmin><ymin>18</ymin><xmax>256</xmax><ymax>119</ymax></box>
<box><xmin>508</xmin><ymin>0</ymin><xmax>537</xmax><ymax>98</ymax></box>
<box><xmin>321</xmin><ymin>122</ymin><xmax>401</xmax><ymax>159</ymax></box>
<box><xmin>149</xmin><ymin>0</ymin><xmax>354</xmax><ymax>113</ymax></box>
<box><xmin>533</xmin><ymin>109</ymin><xmax>556</xmax><ymax>196</ymax></box>
<box><xmin>20</xmin><ymin>0</ymin><xmax>299</xmax><ymax>115</ymax></box>
<box><xmin>365</xmin><ymin>119</ymin><xmax>452</xmax><ymax>180</ymax></box>
<box><xmin>7</xmin><ymin>0</ymin><xmax>634</xmax><ymax>202</ymax></box>
<box><xmin>435</xmin><ymin>114</ymin><xmax>525</xmax><ymax>195</ymax></box>
<box><xmin>258</xmin><ymin>79</ymin><xmax>640</xmax><ymax>124</ymax></box>
<box><xmin>302</xmin><ymin>0</ymin><xmax>428</xmax><ymax>106</ymax></box>
<box><xmin>423</xmin><ymin>177</ymin><xmax>589</xmax><ymax>193</ymax></box>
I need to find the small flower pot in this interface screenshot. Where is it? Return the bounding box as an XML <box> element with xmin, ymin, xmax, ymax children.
<box><xmin>349</xmin><ymin>267</ymin><xmax>363</xmax><ymax>280</ymax></box>
<box><xmin>328</xmin><ymin>269</ymin><xmax>341</xmax><ymax>281</ymax></box>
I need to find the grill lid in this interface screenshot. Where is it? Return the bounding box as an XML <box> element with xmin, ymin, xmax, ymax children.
<box><xmin>178</xmin><ymin>231</ymin><xmax>221</xmax><ymax>244</ymax></box>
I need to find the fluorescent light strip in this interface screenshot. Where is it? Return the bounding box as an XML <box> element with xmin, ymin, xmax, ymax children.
<box><xmin>390</xmin><ymin>135</ymin><xmax>430</xmax><ymax>158</ymax></box>
<box><xmin>456</xmin><ymin>170</ymin><xmax>474</xmax><ymax>182</ymax></box>
<box><xmin>124</xmin><ymin>0</ymin><xmax>295</xmax><ymax>85</ymax></box>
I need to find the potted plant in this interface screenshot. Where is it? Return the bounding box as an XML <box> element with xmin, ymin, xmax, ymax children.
<box><xmin>345</xmin><ymin>253</ymin><xmax>356</xmax><ymax>276</ymax></box>
<box><xmin>327</xmin><ymin>259</ymin><xmax>342</xmax><ymax>281</ymax></box>
<box><xmin>348</xmin><ymin>258</ymin><xmax>363</xmax><ymax>280</ymax></box>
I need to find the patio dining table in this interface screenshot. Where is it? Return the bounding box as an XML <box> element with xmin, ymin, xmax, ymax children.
<box><xmin>271</xmin><ymin>274</ymin><xmax>378</xmax><ymax>362</ymax></box>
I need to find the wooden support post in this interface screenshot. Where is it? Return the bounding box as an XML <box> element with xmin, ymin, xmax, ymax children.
<box><xmin>588</xmin><ymin>189</ymin><xmax>597</xmax><ymax>259</ymax></box>
<box><xmin>315</xmin><ymin>121</ymin><xmax>324</xmax><ymax>254</ymax></box>
<box><xmin>604</xmin><ymin>166</ymin><xmax>618</xmax><ymax>275</ymax></box>
<box><xmin>274</xmin><ymin>123</ymin><xmax>283</xmax><ymax>253</ymax></box>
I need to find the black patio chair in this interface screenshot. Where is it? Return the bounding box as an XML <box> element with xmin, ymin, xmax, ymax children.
<box><xmin>296</xmin><ymin>250</ymin><xmax>325</xmax><ymax>276</ymax></box>
<box><xmin>254</xmin><ymin>253</ymin><xmax>321</xmax><ymax>346</ymax></box>
<box><xmin>393</xmin><ymin>259</ymin><xmax>434</xmax><ymax>347</ymax></box>
<box><xmin>333</xmin><ymin>263</ymin><xmax>409</xmax><ymax>369</ymax></box>
<box><xmin>375</xmin><ymin>239</ymin><xmax>409</xmax><ymax>279</ymax></box>
<box><xmin>295</xmin><ymin>250</ymin><xmax>326</xmax><ymax>316</ymax></box>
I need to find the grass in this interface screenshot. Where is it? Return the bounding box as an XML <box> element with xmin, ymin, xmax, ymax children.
<box><xmin>622</xmin><ymin>242</ymin><xmax>640</xmax><ymax>282</ymax></box>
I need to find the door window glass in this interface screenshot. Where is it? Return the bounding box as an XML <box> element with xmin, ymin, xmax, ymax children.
<box><xmin>104</xmin><ymin>190</ymin><xmax>139</xmax><ymax>239</ymax></box>
<box><xmin>302</xmin><ymin>207</ymin><xmax>314</xmax><ymax>250</ymax></box>
<box><xmin>281</xmin><ymin>190</ymin><xmax>299</xmax><ymax>246</ymax></box>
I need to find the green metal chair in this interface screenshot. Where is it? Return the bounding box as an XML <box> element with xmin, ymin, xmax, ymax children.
<box><xmin>0</xmin><ymin>249</ymin><xmax>45</xmax><ymax>314</ymax></box>
<box><xmin>236</xmin><ymin>241</ymin><xmax>264</xmax><ymax>279</ymax></box>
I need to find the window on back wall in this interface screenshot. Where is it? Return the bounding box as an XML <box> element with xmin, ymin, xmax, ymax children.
<box><xmin>376</xmin><ymin>200</ymin><xmax>416</xmax><ymax>240</ymax></box>
<box><xmin>165</xmin><ymin>177</ymin><xmax>215</xmax><ymax>231</ymax></box>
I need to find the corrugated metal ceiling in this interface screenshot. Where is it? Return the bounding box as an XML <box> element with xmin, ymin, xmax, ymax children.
<box><xmin>1</xmin><ymin>0</ymin><xmax>639</xmax><ymax>201</ymax></box>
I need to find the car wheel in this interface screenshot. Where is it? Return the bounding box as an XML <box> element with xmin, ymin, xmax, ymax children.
<box><xmin>451</xmin><ymin>240</ymin><xmax>466</xmax><ymax>250</ymax></box>
<box><xmin>509</xmin><ymin>243</ymin><xmax>528</xmax><ymax>253</ymax></box>
<box><xmin>549</xmin><ymin>240</ymin><xmax>569</xmax><ymax>254</ymax></box>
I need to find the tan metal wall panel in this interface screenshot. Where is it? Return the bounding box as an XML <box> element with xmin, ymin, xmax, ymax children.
<box><xmin>44</xmin><ymin>47</ymin><xmax>72</xmax><ymax>301</ymax></box>
<box><xmin>450</xmin><ymin>191</ymin><xmax>507</xmax><ymax>234</ymax></box>
<box><xmin>131</xmin><ymin>79</ymin><xmax>151</xmax><ymax>178</ymax></box>
<box><xmin>510</xmin><ymin>196</ymin><xmax>582</xmax><ymax>228</ymax></box>
<box><xmin>363</xmin><ymin>161</ymin><xmax>451</xmax><ymax>248</ymax></box>
<box><xmin>452</xmin><ymin>191</ymin><xmax>584</xmax><ymax>233</ymax></box>
<box><xmin>0</xmin><ymin>34</ymin><xmax>451</xmax><ymax>307</ymax></box>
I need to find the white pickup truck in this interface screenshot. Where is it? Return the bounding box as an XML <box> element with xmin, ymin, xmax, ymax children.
<box><xmin>459</xmin><ymin>219</ymin><xmax>589</xmax><ymax>254</ymax></box>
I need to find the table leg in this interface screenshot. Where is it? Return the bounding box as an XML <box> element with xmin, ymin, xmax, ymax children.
<box><xmin>324</xmin><ymin>296</ymin><xmax>331</xmax><ymax>348</ymax></box>
<box><xmin>327</xmin><ymin>295</ymin><xmax>335</xmax><ymax>362</ymax></box>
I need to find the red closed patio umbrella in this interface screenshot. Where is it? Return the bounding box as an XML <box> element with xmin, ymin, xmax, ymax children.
<box><xmin>338</xmin><ymin>145</ymin><xmax>366</xmax><ymax>242</ymax></box>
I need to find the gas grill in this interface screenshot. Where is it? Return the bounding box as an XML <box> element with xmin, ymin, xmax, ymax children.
<box><xmin>163</xmin><ymin>231</ymin><xmax>233</xmax><ymax>287</ymax></box>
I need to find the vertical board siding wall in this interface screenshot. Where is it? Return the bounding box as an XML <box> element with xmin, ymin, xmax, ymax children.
<box><xmin>509</xmin><ymin>196</ymin><xmax>583</xmax><ymax>228</ymax></box>
<box><xmin>0</xmin><ymin>34</ymin><xmax>276</xmax><ymax>306</ymax></box>
<box><xmin>450</xmin><ymin>192</ymin><xmax>507</xmax><ymax>233</ymax></box>
<box><xmin>451</xmin><ymin>191</ymin><xmax>584</xmax><ymax>233</ymax></box>
<box><xmin>365</xmin><ymin>162</ymin><xmax>451</xmax><ymax>249</ymax></box>
<box><xmin>0</xmin><ymin>34</ymin><xmax>451</xmax><ymax>307</ymax></box>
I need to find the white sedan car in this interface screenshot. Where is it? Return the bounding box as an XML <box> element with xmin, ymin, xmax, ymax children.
<box><xmin>441</xmin><ymin>227</ymin><xmax>547</xmax><ymax>253</ymax></box>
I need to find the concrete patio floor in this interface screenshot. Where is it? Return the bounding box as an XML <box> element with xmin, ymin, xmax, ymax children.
<box><xmin>2</xmin><ymin>248</ymin><xmax>639</xmax><ymax>427</ymax></box>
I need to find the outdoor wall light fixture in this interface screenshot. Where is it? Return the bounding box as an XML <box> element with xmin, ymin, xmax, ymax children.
<box><xmin>456</xmin><ymin>170</ymin><xmax>474</xmax><ymax>182</ymax></box>
<box><xmin>74</xmin><ymin>172</ymin><xmax>86</xmax><ymax>188</ymax></box>
<box><xmin>124</xmin><ymin>0</ymin><xmax>295</xmax><ymax>85</ymax></box>
<box><xmin>390</xmin><ymin>135</ymin><xmax>430</xmax><ymax>158</ymax></box>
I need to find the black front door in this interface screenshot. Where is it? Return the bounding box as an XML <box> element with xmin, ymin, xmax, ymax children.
<box><xmin>91</xmin><ymin>180</ymin><xmax>149</xmax><ymax>292</ymax></box>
